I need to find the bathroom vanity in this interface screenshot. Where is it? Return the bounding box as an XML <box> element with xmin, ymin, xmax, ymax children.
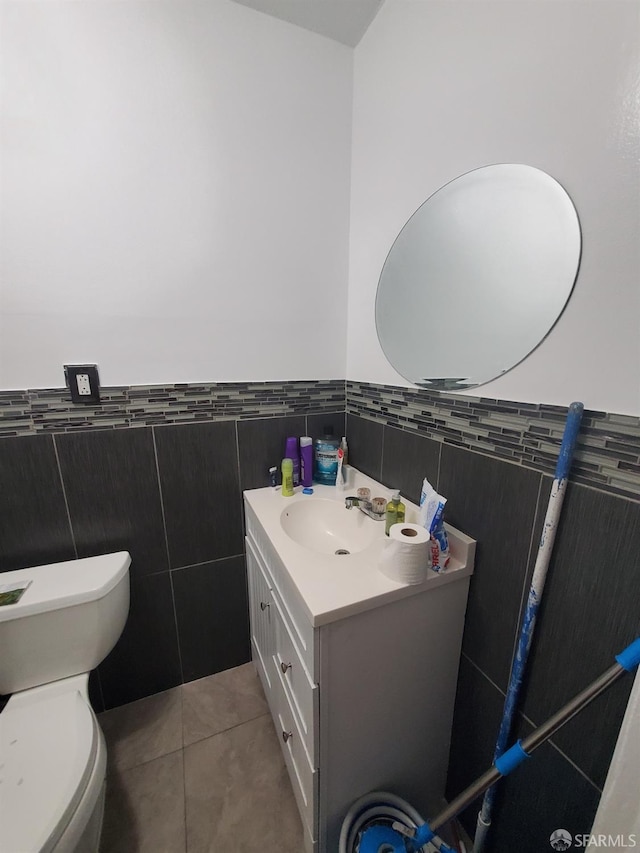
<box><xmin>243</xmin><ymin>469</ymin><xmax>475</xmax><ymax>852</ymax></box>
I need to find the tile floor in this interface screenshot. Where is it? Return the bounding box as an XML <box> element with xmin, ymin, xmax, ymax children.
<box><xmin>98</xmin><ymin>662</ymin><xmax>305</xmax><ymax>852</ymax></box>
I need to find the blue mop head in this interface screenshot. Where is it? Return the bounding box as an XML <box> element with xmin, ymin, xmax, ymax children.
<box><xmin>358</xmin><ymin>820</ymin><xmax>455</xmax><ymax>853</ymax></box>
<box><xmin>358</xmin><ymin>823</ymin><xmax>409</xmax><ymax>852</ymax></box>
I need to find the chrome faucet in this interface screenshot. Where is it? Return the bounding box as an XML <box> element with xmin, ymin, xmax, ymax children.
<box><xmin>344</xmin><ymin>496</ymin><xmax>386</xmax><ymax>521</ymax></box>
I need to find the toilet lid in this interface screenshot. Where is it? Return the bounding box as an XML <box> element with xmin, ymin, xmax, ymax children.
<box><xmin>0</xmin><ymin>689</ymin><xmax>97</xmax><ymax>853</ymax></box>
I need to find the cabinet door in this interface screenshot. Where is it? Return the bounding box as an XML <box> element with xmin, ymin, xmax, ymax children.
<box><xmin>246</xmin><ymin>537</ymin><xmax>274</xmax><ymax>693</ymax></box>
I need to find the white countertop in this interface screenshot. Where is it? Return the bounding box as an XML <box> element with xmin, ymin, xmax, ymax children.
<box><xmin>243</xmin><ymin>467</ymin><xmax>476</xmax><ymax>626</ymax></box>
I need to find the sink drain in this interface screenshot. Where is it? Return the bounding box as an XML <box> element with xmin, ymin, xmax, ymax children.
<box><xmin>335</xmin><ymin>548</ymin><xmax>350</xmax><ymax>556</ymax></box>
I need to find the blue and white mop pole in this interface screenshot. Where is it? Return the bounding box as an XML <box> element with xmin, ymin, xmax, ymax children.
<box><xmin>348</xmin><ymin>636</ymin><xmax>640</xmax><ymax>853</ymax></box>
<box><xmin>472</xmin><ymin>401</ymin><xmax>584</xmax><ymax>853</ymax></box>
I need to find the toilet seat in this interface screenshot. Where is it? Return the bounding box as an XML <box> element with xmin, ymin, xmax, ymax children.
<box><xmin>0</xmin><ymin>686</ymin><xmax>98</xmax><ymax>853</ymax></box>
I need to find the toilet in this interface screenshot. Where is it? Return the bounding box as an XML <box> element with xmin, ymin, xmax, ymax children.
<box><xmin>0</xmin><ymin>551</ymin><xmax>131</xmax><ymax>853</ymax></box>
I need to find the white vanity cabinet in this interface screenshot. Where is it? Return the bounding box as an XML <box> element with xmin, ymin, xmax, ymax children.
<box><xmin>246</xmin><ymin>534</ymin><xmax>319</xmax><ymax>841</ymax></box>
<box><xmin>244</xmin><ymin>478</ymin><xmax>475</xmax><ymax>853</ymax></box>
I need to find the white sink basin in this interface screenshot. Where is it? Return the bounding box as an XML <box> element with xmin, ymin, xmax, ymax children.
<box><xmin>280</xmin><ymin>499</ymin><xmax>383</xmax><ymax>556</ymax></box>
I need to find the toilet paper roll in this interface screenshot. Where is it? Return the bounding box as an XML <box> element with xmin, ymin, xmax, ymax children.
<box><xmin>377</xmin><ymin>522</ymin><xmax>431</xmax><ymax>585</ymax></box>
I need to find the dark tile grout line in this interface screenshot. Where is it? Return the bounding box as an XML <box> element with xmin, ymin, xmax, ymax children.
<box><xmin>51</xmin><ymin>433</ymin><xmax>78</xmax><ymax>560</ymax></box>
<box><xmin>518</xmin><ymin>709</ymin><xmax>603</xmax><ymax>794</ymax></box>
<box><xmin>235</xmin><ymin>417</ymin><xmax>252</xmax><ymax>669</ymax></box>
<box><xmin>460</xmin><ymin>652</ymin><xmax>602</xmax><ymax>794</ymax></box>
<box><xmin>234</xmin><ymin>419</ymin><xmax>245</xmax><ymax>535</ymax></box>
<box><xmin>461</xmin><ymin>651</ymin><xmax>508</xmax><ymax>699</ymax></box>
<box><xmin>169</xmin><ymin>571</ymin><xmax>186</xmax><ymax>688</ymax></box>
<box><xmin>53</xmin><ymin>432</ymin><xmax>106</xmax><ymax>711</ymax></box>
<box><xmin>151</xmin><ymin>426</ymin><xmax>173</xmax><ymax>571</ymax></box>
<box><xmin>131</xmin><ymin>553</ymin><xmax>247</xmax><ymax>582</ymax></box>
<box><xmin>435</xmin><ymin>441</ymin><xmax>443</xmax><ymax>492</ymax></box>
<box><xmin>506</xmin><ymin>472</ymin><xmax>544</xmax><ymax>688</ymax></box>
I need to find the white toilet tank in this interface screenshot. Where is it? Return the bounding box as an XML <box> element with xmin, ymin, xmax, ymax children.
<box><xmin>0</xmin><ymin>552</ymin><xmax>130</xmax><ymax>695</ymax></box>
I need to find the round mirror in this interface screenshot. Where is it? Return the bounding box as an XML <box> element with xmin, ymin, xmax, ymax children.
<box><xmin>375</xmin><ymin>164</ymin><xmax>581</xmax><ymax>390</ymax></box>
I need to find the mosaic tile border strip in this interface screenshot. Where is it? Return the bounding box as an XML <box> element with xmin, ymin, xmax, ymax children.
<box><xmin>3</xmin><ymin>377</ymin><xmax>639</xmax><ymax>499</ymax></box>
<box><xmin>0</xmin><ymin>380</ymin><xmax>345</xmax><ymax>437</ymax></box>
<box><xmin>347</xmin><ymin>381</ymin><xmax>640</xmax><ymax>500</ymax></box>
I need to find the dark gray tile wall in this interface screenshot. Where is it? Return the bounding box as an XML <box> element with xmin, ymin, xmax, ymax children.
<box><xmin>237</xmin><ymin>415</ymin><xmax>306</xmax><ymax>491</ymax></box>
<box><xmin>345</xmin><ymin>413</ymin><xmax>384</xmax><ymax>481</ymax></box>
<box><xmin>98</xmin><ymin>571</ymin><xmax>183</xmax><ymax>709</ymax></box>
<box><xmin>153</xmin><ymin>421</ymin><xmax>243</xmax><ymax>568</ymax></box>
<box><xmin>0</xmin><ymin>434</ymin><xmax>76</xmax><ymax>571</ymax></box>
<box><xmin>307</xmin><ymin>411</ymin><xmax>346</xmax><ymax>446</ymax></box>
<box><xmin>438</xmin><ymin>444</ymin><xmax>542</xmax><ymax>691</ymax></box>
<box><xmin>489</xmin><ymin>714</ymin><xmax>602</xmax><ymax>852</ymax></box>
<box><xmin>347</xmin><ymin>380</ymin><xmax>640</xmax><ymax>500</ymax></box>
<box><xmin>2</xmin><ymin>374</ymin><xmax>638</xmax><ymax>847</ymax></box>
<box><xmin>381</xmin><ymin>424</ymin><xmax>440</xmax><ymax>505</ymax></box>
<box><xmin>518</xmin><ymin>482</ymin><xmax>640</xmax><ymax>789</ymax></box>
<box><xmin>172</xmin><ymin>556</ymin><xmax>250</xmax><ymax>682</ymax></box>
<box><xmin>55</xmin><ymin>428</ymin><xmax>169</xmax><ymax>577</ymax></box>
<box><xmin>347</xmin><ymin>409</ymin><xmax>639</xmax><ymax>849</ymax></box>
<box><xmin>0</xmin><ymin>386</ymin><xmax>346</xmax><ymax>711</ymax></box>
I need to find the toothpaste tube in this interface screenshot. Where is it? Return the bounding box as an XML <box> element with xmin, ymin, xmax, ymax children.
<box><xmin>419</xmin><ymin>477</ymin><xmax>450</xmax><ymax>572</ymax></box>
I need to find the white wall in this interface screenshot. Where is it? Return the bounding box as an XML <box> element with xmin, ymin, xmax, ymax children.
<box><xmin>347</xmin><ymin>0</ymin><xmax>640</xmax><ymax>414</ymax></box>
<box><xmin>589</xmin><ymin>668</ymin><xmax>640</xmax><ymax>846</ymax></box>
<box><xmin>0</xmin><ymin>0</ymin><xmax>352</xmax><ymax>389</ymax></box>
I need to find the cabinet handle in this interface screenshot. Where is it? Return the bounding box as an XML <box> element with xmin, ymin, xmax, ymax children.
<box><xmin>282</xmin><ymin>730</ymin><xmax>293</xmax><ymax>743</ymax></box>
<box><xmin>260</xmin><ymin>601</ymin><xmax>269</xmax><ymax>611</ymax></box>
<box><xmin>280</xmin><ymin>661</ymin><xmax>292</xmax><ymax>674</ymax></box>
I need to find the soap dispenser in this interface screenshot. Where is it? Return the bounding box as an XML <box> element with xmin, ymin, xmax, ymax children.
<box><xmin>385</xmin><ymin>491</ymin><xmax>406</xmax><ymax>535</ymax></box>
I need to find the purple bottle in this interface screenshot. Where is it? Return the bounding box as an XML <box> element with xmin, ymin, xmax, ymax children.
<box><xmin>300</xmin><ymin>436</ymin><xmax>313</xmax><ymax>487</ymax></box>
<box><xmin>284</xmin><ymin>436</ymin><xmax>300</xmax><ymax>486</ymax></box>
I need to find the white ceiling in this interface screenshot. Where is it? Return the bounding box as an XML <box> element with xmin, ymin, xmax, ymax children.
<box><xmin>230</xmin><ymin>0</ymin><xmax>385</xmax><ymax>47</ymax></box>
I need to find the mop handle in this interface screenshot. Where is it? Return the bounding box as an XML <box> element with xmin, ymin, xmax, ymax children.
<box><xmin>493</xmin><ymin>400</ymin><xmax>585</xmax><ymax>761</ymax></box>
<box><xmin>424</xmin><ymin>637</ymin><xmax>640</xmax><ymax>836</ymax></box>
<box><xmin>471</xmin><ymin>401</ymin><xmax>584</xmax><ymax>853</ymax></box>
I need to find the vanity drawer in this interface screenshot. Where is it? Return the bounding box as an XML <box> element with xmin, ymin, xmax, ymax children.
<box><xmin>272</xmin><ymin>659</ymin><xmax>317</xmax><ymax>841</ymax></box>
<box><xmin>271</xmin><ymin>593</ymin><xmax>318</xmax><ymax>766</ymax></box>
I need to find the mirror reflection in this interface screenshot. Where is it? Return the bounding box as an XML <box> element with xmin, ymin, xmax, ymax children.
<box><xmin>375</xmin><ymin>164</ymin><xmax>582</xmax><ymax>390</ymax></box>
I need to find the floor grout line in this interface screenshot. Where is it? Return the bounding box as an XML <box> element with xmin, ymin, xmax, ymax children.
<box><xmin>106</xmin><ymin>744</ymin><xmax>186</xmax><ymax>776</ymax></box>
<box><xmin>181</xmin><ymin>681</ymin><xmax>188</xmax><ymax>853</ymax></box>
<box><xmin>182</xmin><ymin>710</ymin><xmax>272</xmax><ymax>751</ymax></box>
<box><xmin>104</xmin><ymin>710</ymin><xmax>272</xmax><ymax>776</ymax></box>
